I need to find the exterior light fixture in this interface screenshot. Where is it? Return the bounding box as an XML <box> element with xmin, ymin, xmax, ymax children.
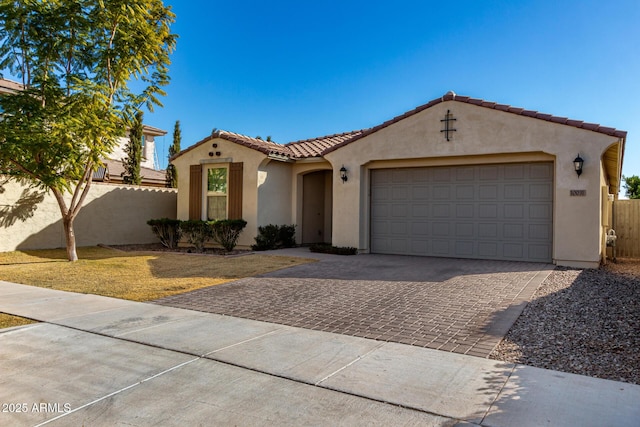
<box><xmin>340</xmin><ymin>165</ymin><xmax>348</xmax><ymax>183</ymax></box>
<box><xmin>573</xmin><ymin>154</ymin><xmax>584</xmax><ymax>177</ymax></box>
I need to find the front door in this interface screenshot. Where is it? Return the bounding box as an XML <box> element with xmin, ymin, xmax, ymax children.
<box><xmin>302</xmin><ymin>171</ymin><xmax>332</xmax><ymax>244</ymax></box>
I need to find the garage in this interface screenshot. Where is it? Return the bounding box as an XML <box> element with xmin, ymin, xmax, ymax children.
<box><xmin>370</xmin><ymin>162</ymin><xmax>553</xmax><ymax>262</ymax></box>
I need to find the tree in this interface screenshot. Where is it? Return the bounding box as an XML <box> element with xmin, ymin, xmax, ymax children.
<box><xmin>123</xmin><ymin>110</ymin><xmax>143</xmax><ymax>185</ymax></box>
<box><xmin>623</xmin><ymin>175</ymin><xmax>640</xmax><ymax>199</ymax></box>
<box><xmin>0</xmin><ymin>0</ymin><xmax>176</xmax><ymax>261</ymax></box>
<box><xmin>166</xmin><ymin>120</ymin><xmax>181</xmax><ymax>188</ymax></box>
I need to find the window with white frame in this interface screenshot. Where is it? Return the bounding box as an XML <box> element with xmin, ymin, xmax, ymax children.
<box><xmin>206</xmin><ymin>167</ymin><xmax>227</xmax><ymax>220</ymax></box>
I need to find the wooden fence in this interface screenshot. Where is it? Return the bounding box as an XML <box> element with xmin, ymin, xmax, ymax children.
<box><xmin>613</xmin><ymin>199</ymin><xmax>640</xmax><ymax>258</ymax></box>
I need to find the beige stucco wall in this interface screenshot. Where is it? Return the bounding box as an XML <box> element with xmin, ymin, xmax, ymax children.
<box><xmin>0</xmin><ymin>180</ymin><xmax>176</xmax><ymax>252</ymax></box>
<box><xmin>257</xmin><ymin>159</ymin><xmax>293</xmax><ymax>226</ymax></box>
<box><xmin>324</xmin><ymin>100</ymin><xmax>621</xmax><ymax>268</ymax></box>
<box><xmin>172</xmin><ymin>137</ymin><xmax>268</xmax><ymax>248</ymax></box>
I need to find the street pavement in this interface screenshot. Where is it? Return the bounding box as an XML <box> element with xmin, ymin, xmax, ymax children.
<box><xmin>1</xmin><ymin>278</ymin><xmax>639</xmax><ymax>426</ymax></box>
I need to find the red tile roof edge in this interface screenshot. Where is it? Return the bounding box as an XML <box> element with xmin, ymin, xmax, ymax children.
<box><xmin>322</xmin><ymin>92</ymin><xmax>627</xmax><ymax>155</ymax></box>
<box><xmin>173</xmin><ymin>93</ymin><xmax>627</xmax><ymax>161</ymax></box>
<box><xmin>170</xmin><ymin>130</ymin><xmax>293</xmax><ymax>161</ymax></box>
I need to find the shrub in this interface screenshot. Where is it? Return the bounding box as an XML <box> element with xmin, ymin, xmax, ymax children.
<box><xmin>210</xmin><ymin>219</ymin><xmax>247</xmax><ymax>252</ymax></box>
<box><xmin>252</xmin><ymin>224</ymin><xmax>297</xmax><ymax>251</ymax></box>
<box><xmin>147</xmin><ymin>218</ymin><xmax>182</xmax><ymax>249</ymax></box>
<box><xmin>180</xmin><ymin>220</ymin><xmax>212</xmax><ymax>252</ymax></box>
<box><xmin>278</xmin><ymin>224</ymin><xmax>297</xmax><ymax>248</ymax></box>
<box><xmin>309</xmin><ymin>243</ymin><xmax>358</xmax><ymax>255</ymax></box>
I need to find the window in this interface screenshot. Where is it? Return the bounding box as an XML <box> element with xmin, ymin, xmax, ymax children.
<box><xmin>206</xmin><ymin>167</ymin><xmax>227</xmax><ymax>220</ymax></box>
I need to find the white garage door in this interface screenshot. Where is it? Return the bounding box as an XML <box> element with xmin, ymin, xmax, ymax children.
<box><xmin>370</xmin><ymin>163</ymin><xmax>553</xmax><ymax>262</ymax></box>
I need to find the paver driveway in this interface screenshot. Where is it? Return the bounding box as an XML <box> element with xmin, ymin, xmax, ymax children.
<box><xmin>154</xmin><ymin>250</ymin><xmax>553</xmax><ymax>357</ymax></box>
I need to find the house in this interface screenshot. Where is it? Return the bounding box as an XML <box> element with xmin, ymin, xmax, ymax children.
<box><xmin>94</xmin><ymin>125</ymin><xmax>168</xmax><ymax>187</ymax></box>
<box><xmin>170</xmin><ymin>91</ymin><xmax>626</xmax><ymax>268</ymax></box>
<box><xmin>0</xmin><ymin>78</ymin><xmax>168</xmax><ymax>187</ymax></box>
<box><xmin>0</xmin><ymin>78</ymin><xmax>24</xmax><ymax>94</ymax></box>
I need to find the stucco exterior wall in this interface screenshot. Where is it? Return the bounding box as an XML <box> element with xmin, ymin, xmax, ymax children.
<box><xmin>0</xmin><ymin>180</ymin><xmax>176</xmax><ymax>252</ymax></box>
<box><xmin>257</xmin><ymin>159</ymin><xmax>293</xmax><ymax>226</ymax></box>
<box><xmin>172</xmin><ymin>137</ymin><xmax>268</xmax><ymax>248</ymax></box>
<box><xmin>324</xmin><ymin>100</ymin><xmax>620</xmax><ymax>267</ymax></box>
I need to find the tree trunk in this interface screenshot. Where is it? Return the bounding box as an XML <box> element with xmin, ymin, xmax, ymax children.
<box><xmin>63</xmin><ymin>216</ymin><xmax>78</xmax><ymax>262</ymax></box>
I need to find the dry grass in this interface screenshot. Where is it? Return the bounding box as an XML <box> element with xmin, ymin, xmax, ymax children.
<box><xmin>0</xmin><ymin>313</ymin><xmax>36</xmax><ymax>329</ymax></box>
<box><xmin>0</xmin><ymin>246</ymin><xmax>313</xmax><ymax>328</ymax></box>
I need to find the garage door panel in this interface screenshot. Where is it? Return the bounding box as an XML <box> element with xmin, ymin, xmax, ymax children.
<box><xmin>432</xmin><ymin>222</ymin><xmax>451</xmax><ymax>237</ymax></box>
<box><xmin>504</xmin><ymin>223</ymin><xmax>524</xmax><ymax>239</ymax></box>
<box><xmin>456</xmin><ymin>185</ymin><xmax>474</xmax><ymax>199</ymax></box>
<box><xmin>529</xmin><ymin>224</ymin><xmax>552</xmax><ymax>240</ymax></box>
<box><xmin>479</xmin><ymin>204</ymin><xmax>498</xmax><ymax>218</ymax></box>
<box><xmin>390</xmin><ymin>221</ymin><xmax>408</xmax><ymax>235</ymax></box>
<box><xmin>504</xmin><ymin>184</ymin><xmax>525</xmax><ymax>199</ymax></box>
<box><xmin>370</xmin><ymin>163</ymin><xmax>552</xmax><ymax>262</ymax></box>
<box><xmin>391</xmin><ymin>204</ymin><xmax>408</xmax><ymax>217</ymax></box>
<box><xmin>456</xmin><ymin>204</ymin><xmax>474</xmax><ymax>218</ymax></box>
<box><xmin>529</xmin><ymin>204</ymin><xmax>551</xmax><ymax>220</ymax></box>
<box><xmin>479</xmin><ymin>185</ymin><xmax>498</xmax><ymax>199</ymax></box>
<box><xmin>504</xmin><ymin>205</ymin><xmax>524</xmax><ymax>219</ymax></box>
<box><xmin>530</xmin><ymin>163</ymin><xmax>553</xmax><ymax>179</ymax></box>
<box><xmin>529</xmin><ymin>244</ymin><xmax>551</xmax><ymax>261</ymax></box>
<box><xmin>432</xmin><ymin>240</ymin><xmax>451</xmax><ymax>255</ymax></box>
<box><xmin>530</xmin><ymin>183</ymin><xmax>552</xmax><ymax>199</ymax></box>
<box><xmin>411</xmin><ymin>240</ymin><xmax>429</xmax><ymax>253</ymax></box>
<box><xmin>432</xmin><ymin>186</ymin><xmax>450</xmax><ymax>199</ymax></box>
<box><xmin>455</xmin><ymin>241</ymin><xmax>474</xmax><ymax>256</ymax></box>
<box><xmin>456</xmin><ymin>167</ymin><xmax>475</xmax><ymax>181</ymax></box>
<box><xmin>503</xmin><ymin>243</ymin><xmax>524</xmax><ymax>259</ymax></box>
<box><xmin>412</xmin><ymin>204</ymin><xmax>429</xmax><ymax>218</ymax></box>
<box><xmin>412</xmin><ymin>186</ymin><xmax>430</xmax><ymax>200</ymax></box>
<box><xmin>433</xmin><ymin>168</ymin><xmax>452</xmax><ymax>181</ymax></box>
<box><xmin>478</xmin><ymin>223</ymin><xmax>498</xmax><ymax>238</ymax></box>
<box><xmin>456</xmin><ymin>223</ymin><xmax>474</xmax><ymax>237</ymax></box>
<box><xmin>433</xmin><ymin>204</ymin><xmax>450</xmax><ymax>217</ymax></box>
<box><xmin>412</xmin><ymin>222</ymin><xmax>429</xmax><ymax>235</ymax></box>
<box><xmin>478</xmin><ymin>242</ymin><xmax>498</xmax><ymax>257</ymax></box>
<box><xmin>504</xmin><ymin>164</ymin><xmax>525</xmax><ymax>179</ymax></box>
<box><xmin>392</xmin><ymin>186</ymin><xmax>409</xmax><ymax>201</ymax></box>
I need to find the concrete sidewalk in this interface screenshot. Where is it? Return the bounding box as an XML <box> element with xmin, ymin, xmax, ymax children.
<box><xmin>1</xmin><ymin>281</ymin><xmax>639</xmax><ymax>426</ymax></box>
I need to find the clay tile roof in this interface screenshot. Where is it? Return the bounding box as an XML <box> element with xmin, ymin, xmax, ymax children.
<box><xmin>285</xmin><ymin>130</ymin><xmax>367</xmax><ymax>158</ymax></box>
<box><xmin>175</xmin><ymin>92</ymin><xmax>627</xmax><ymax>161</ymax></box>
<box><xmin>211</xmin><ymin>130</ymin><xmax>292</xmax><ymax>156</ymax></box>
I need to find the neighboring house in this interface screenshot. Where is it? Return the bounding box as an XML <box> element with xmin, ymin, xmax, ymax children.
<box><xmin>107</xmin><ymin>124</ymin><xmax>167</xmax><ymax>171</ymax></box>
<box><xmin>0</xmin><ymin>78</ymin><xmax>168</xmax><ymax>187</ymax></box>
<box><xmin>95</xmin><ymin>125</ymin><xmax>168</xmax><ymax>187</ymax></box>
<box><xmin>0</xmin><ymin>78</ymin><xmax>24</xmax><ymax>94</ymax></box>
<box><xmin>136</xmin><ymin>92</ymin><xmax>627</xmax><ymax>267</ymax></box>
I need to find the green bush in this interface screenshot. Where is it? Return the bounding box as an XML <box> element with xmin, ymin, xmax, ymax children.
<box><xmin>278</xmin><ymin>224</ymin><xmax>297</xmax><ymax>248</ymax></box>
<box><xmin>210</xmin><ymin>219</ymin><xmax>247</xmax><ymax>252</ymax></box>
<box><xmin>252</xmin><ymin>224</ymin><xmax>297</xmax><ymax>251</ymax></box>
<box><xmin>309</xmin><ymin>243</ymin><xmax>358</xmax><ymax>255</ymax></box>
<box><xmin>147</xmin><ymin>218</ymin><xmax>182</xmax><ymax>249</ymax></box>
<box><xmin>179</xmin><ymin>220</ymin><xmax>212</xmax><ymax>252</ymax></box>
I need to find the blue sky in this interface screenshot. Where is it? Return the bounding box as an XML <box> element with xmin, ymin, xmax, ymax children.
<box><xmin>146</xmin><ymin>0</ymin><xmax>638</xmax><ymax>191</ymax></box>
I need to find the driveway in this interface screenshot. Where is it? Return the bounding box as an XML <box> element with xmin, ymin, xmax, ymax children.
<box><xmin>155</xmin><ymin>249</ymin><xmax>554</xmax><ymax>357</ymax></box>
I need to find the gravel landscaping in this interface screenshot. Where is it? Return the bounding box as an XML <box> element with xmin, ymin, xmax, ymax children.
<box><xmin>490</xmin><ymin>258</ymin><xmax>640</xmax><ymax>385</ymax></box>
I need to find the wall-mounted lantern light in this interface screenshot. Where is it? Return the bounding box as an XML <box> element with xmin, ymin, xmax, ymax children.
<box><xmin>340</xmin><ymin>165</ymin><xmax>348</xmax><ymax>183</ymax></box>
<box><xmin>573</xmin><ymin>154</ymin><xmax>584</xmax><ymax>177</ymax></box>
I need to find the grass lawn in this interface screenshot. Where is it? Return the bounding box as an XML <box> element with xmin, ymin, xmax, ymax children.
<box><xmin>0</xmin><ymin>246</ymin><xmax>313</xmax><ymax>328</ymax></box>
